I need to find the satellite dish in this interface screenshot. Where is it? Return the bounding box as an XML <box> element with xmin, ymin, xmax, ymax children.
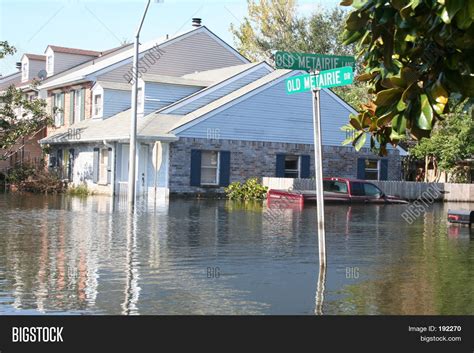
<box><xmin>37</xmin><ymin>69</ymin><xmax>47</xmax><ymax>80</ymax></box>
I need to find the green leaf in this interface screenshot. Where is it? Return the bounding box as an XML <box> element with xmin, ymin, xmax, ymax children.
<box><xmin>375</xmin><ymin>87</ymin><xmax>403</xmax><ymax>106</ymax></box>
<box><xmin>417</xmin><ymin>94</ymin><xmax>434</xmax><ymax>130</ymax></box>
<box><xmin>342</xmin><ymin>29</ymin><xmax>365</xmax><ymax>45</ymax></box>
<box><xmin>441</xmin><ymin>0</ymin><xmax>464</xmax><ymax>24</ymax></box>
<box><xmin>391</xmin><ymin>113</ymin><xmax>407</xmax><ymax>135</ymax></box>
<box><xmin>469</xmin><ymin>0</ymin><xmax>474</xmax><ymax>20</ymax></box>
<box><xmin>455</xmin><ymin>8</ymin><xmax>473</xmax><ymax>29</ymax></box>
<box><xmin>428</xmin><ymin>79</ymin><xmax>448</xmax><ymax>115</ymax></box>
<box><xmin>353</xmin><ymin>132</ymin><xmax>367</xmax><ymax>151</ymax></box>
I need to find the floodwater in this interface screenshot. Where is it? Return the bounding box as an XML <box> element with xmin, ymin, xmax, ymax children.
<box><xmin>0</xmin><ymin>193</ymin><xmax>472</xmax><ymax>315</ymax></box>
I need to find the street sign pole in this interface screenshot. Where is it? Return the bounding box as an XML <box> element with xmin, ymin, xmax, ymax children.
<box><xmin>311</xmin><ymin>72</ymin><xmax>326</xmax><ymax>270</ymax></box>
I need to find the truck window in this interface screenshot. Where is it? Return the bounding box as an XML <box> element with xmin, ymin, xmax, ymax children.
<box><xmin>323</xmin><ymin>180</ymin><xmax>348</xmax><ymax>194</ymax></box>
<box><xmin>363</xmin><ymin>183</ymin><xmax>382</xmax><ymax>197</ymax></box>
<box><xmin>350</xmin><ymin>182</ymin><xmax>364</xmax><ymax>196</ymax></box>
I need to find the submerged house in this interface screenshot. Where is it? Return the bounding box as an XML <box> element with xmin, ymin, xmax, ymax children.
<box><xmin>38</xmin><ymin>21</ymin><xmax>402</xmax><ymax>198</ymax></box>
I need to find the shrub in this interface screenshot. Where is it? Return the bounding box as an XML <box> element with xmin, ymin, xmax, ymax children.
<box><xmin>224</xmin><ymin>177</ymin><xmax>268</xmax><ymax>200</ymax></box>
<box><xmin>67</xmin><ymin>184</ymin><xmax>90</xmax><ymax>196</ymax></box>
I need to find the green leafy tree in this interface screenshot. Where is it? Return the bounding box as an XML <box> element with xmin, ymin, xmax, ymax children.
<box><xmin>410</xmin><ymin>109</ymin><xmax>473</xmax><ymax>182</ymax></box>
<box><xmin>341</xmin><ymin>0</ymin><xmax>474</xmax><ymax>154</ymax></box>
<box><xmin>0</xmin><ymin>42</ymin><xmax>53</xmax><ymax>160</ymax></box>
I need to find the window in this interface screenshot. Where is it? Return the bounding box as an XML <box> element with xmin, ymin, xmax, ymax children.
<box><xmin>364</xmin><ymin>159</ymin><xmax>379</xmax><ymax>180</ymax></box>
<box><xmin>94</xmin><ymin>94</ymin><xmax>102</xmax><ymax>117</ymax></box>
<box><xmin>47</xmin><ymin>55</ymin><xmax>53</xmax><ymax>73</ymax></box>
<box><xmin>53</xmin><ymin>93</ymin><xmax>64</xmax><ymax>127</ymax></box>
<box><xmin>99</xmin><ymin>149</ymin><xmax>109</xmax><ymax>184</ymax></box>
<box><xmin>137</xmin><ymin>87</ymin><xmax>143</xmax><ymax>114</ymax></box>
<box><xmin>323</xmin><ymin>180</ymin><xmax>348</xmax><ymax>194</ymax></box>
<box><xmin>22</xmin><ymin>62</ymin><xmax>28</xmax><ymax>81</ymax></box>
<box><xmin>284</xmin><ymin>155</ymin><xmax>299</xmax><ymax>178</ymax></box>
<box><xmin>350</xmin><ymin>182</ymin><xmax>364</xmax><ymax>196</ymax></box>
<box><xmin>201</xmin><ymin>151</ymin><xmax>219</xmax><ymax>185</ymax></box>
<box><xmin>363</xmin><ymin>183</ymin><xmax>382</xmax><ymax>197</ymax></box>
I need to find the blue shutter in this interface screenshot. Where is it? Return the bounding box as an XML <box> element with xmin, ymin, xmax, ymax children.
<box><xmin>219</xmin><ymin>151</ymin><xmax>231</xmax><ymax>186</ymax></box>
<box><xmin>380</xmin><ymin>159</ymin><xmax>388</xmax><ymax>180</ymax></box>
<box><xmin>190</xmin><ymin>149</ymin><xmax>201</xmax><ymax>186</ymax></box>
<box><xmin>300</xmin><ymin>155</ymin><xmax>310</xmax><ymax>178</ymax></box>
<box><xmin>276</xmin><ymin>154</ymin><xmax>285</xmax><ymax>177</ymax></box>
<box><xmin>68</xmin><ymin>149</ymin><xmax>75</xmax><ymax>181</ymax></box>
<box><xmin>60</xmin><ymin>93</ymin><xmax>65</xmax><ymax>126</ymax></box>
<box><xmin>107</xmin><ymin>148</ymin><xmax>113</xmax><ymax>184</ymax></box>
<box><xmin>93</xmin><ymin>148</ymin><xmax>100</xmax><ymax>183</ymax></box>
<box><xmin>357</xmin><ymin>158</ymin><xmax>365</xmax><ymax>179</ymax></box>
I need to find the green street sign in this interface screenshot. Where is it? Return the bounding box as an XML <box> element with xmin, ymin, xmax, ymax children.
<box><xmin>285</xmin><ymin>66</ymin><xmax>354</xmax><ymax>94</ymax></box>
<box><xmin>275</xmin><ymin>51</ymin><xmax>355</xmax><ymax>71</ymax></box>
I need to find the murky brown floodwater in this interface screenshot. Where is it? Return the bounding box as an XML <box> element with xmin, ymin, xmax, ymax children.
<box><xmin>0</xmin><ymin>192</ymin><xmax>472</xmax><ymax>315</ymax></box>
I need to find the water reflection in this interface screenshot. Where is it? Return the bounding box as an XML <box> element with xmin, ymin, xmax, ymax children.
<box><xmin>0</xmin><ymin>193</ymin><xmax>472</xmax><ymax>315</ymax></box>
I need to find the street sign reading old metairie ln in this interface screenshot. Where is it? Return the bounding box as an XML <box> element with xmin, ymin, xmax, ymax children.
<box><xmin>286</xmin><ymin>66</ymin><xmax>354</xmax><ymax>94</ymax></box>
<box><xmin>275</xmin><ymin>51</ymin><xmax>355</xmax><ymax>71</ymax></box>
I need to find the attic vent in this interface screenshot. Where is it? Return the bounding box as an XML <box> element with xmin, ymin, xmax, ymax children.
<box><xmin>16</xmin><ymin>62</ymin><xmax>22</xmax><ymax>70</ymax></box>
<box><xmin>192</xmin><ymin>18</ymin><xmax>202</xmax><ymax>27</ymax></box>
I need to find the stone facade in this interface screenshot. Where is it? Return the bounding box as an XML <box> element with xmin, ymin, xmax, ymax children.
<box><xmin>168</xmin><ymin>137</ymin><xmax>401</xmax><ymax>194</ymax></box>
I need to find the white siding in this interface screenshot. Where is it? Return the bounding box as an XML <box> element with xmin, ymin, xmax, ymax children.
<box><xmin>97</xmin><ymin>31</ymin><xmax>247</xmax><ymax>82</ymax></box>
<box><xmin>29</xmin><ymin>59</ymin><xmax>46</xmax><ymax>81</ymax></box>
<box><xmin>176</xmin><ymin>76</ymin><xmax>371</xmax><ymax>148</ymax></box>
<box><xmin>103</xmin><ymin>89</ymin><xmax>130</xmax><ymax>119</ymax></box>
<box><xmin>168</xmin><ymin>66</ymin><xmax>271</xmax><ymax>115</ymax></box>
<box><xmin>143</xmin><ymin>82</ymin><xmax>202</xmax><ymax>116</ymax></box>
<box><xmin>53</xmin><ymin>52</ymin><xmax>97</xmax><ymax>76</ymax></box>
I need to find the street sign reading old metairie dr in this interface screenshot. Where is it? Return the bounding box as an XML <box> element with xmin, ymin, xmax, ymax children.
<box><xmin>275</xmin><ymin>51</ymin><xmax>355</xmax><ymax>71</ymax></box>
<box><xmin>286</xmin><ymin>66</ymin><xmax>354</xmax><ymax>94</ymax></box>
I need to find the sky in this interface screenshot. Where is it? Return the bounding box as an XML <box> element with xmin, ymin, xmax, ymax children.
<box><xmin>0</xmin><ymin>0</ymin><xmax>341</xmax><ymax>76</ymax></box>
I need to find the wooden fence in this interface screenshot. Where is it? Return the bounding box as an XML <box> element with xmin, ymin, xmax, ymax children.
<box><xmin>262</xmin><ymin>177</ymin><xmax>474</xmax><ymax>202</ymax></box>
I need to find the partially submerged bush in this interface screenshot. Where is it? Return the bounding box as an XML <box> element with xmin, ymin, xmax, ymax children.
<box><xmin>5</xmin><ymin>163</ymin><xmax>65</xmax><ymax>193</ymax></box>
<box><xmin>67</xmin><ymin>184</ymin><xmax>90</xmax><ymax>196</ymax></box>
<box><xmin>224</xmin><ymin>177</ymin><xmax>268</xmax><ymax>200</ymax></box>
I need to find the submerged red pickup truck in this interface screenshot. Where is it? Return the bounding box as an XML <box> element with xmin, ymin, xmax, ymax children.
<box><xmin>267</xmin><ymin>177</ymin><xmax>408</xmax><ymax>206</ymax></box>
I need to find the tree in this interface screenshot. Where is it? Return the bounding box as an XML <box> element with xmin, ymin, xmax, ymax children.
<box><xmin>0</xmin><ymin>42</ymin><xmax>53</xmax><ymax>161</ymax></box>
<box><xmin>340</xmin><ymin>0</ymin><xmax>474</xmax><ymax>155</ymax></box>
<box><xmin>230</xmin><ymin>1</ymin><xmax>354</xmax><ymax>60</ymax></box>
<box><xmin>409</xmin><ymin>108</ymin><xmax>473</xmax><ymax>182</ymax></box>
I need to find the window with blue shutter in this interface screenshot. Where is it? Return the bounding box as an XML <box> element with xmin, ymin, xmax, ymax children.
<box><xmin>300</xmin><ymin>155</ymin><xmax>311</xmax><ymax>178</ymax></box>
<box><xmin>80</xmin><ymin>89</ymin><xmax>85</xmax><ymax>121</ymax></box>
<box><xmin>276</xmin><ymin>154</ymin><xmax>285</xmax><ymax>177</ymax></box>
<box><xmin>357</xmin><ymin>158</ymin><xmax>366</xmax><ymax>179</ymax></box>
<box><xmin>219</xmin><ymin>151</ymin><xmax>231</xmax><ymax>186</ymax></box>
<box><xmin>190</xmin><ymin>149</ymin><xmax>201</xmax><ymax>186</ymax></box>
<box><xmin>380</xmin><ymin>159</ymin><xmax>388</xmax><ymax>180</ymax></box>
<box><xmin>93</xmin><ymin>148</ymin><xmax>100</xmax><ymax>183</ymax></box>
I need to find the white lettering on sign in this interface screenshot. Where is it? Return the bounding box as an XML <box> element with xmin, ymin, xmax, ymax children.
<box><xmin>297</xmin><ymin>56</ymin><xmax>344</xmax><ymax>71</ymax></box>
<box><xmin>313</xmin><ymin>71</ymin><xmax>342</xmax><ymax>88</ymax></box>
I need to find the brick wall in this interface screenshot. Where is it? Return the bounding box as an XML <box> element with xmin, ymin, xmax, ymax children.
<box><xmin>168</xmin><ymin>137</ymin><xmax>401</xmax><ymax>194</ymax></box>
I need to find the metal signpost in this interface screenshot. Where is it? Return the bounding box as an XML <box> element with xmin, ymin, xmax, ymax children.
<box><xmin>276</xmin><ymin>55</ymin><xmax>355</xmax><ymax>273</ymax></box>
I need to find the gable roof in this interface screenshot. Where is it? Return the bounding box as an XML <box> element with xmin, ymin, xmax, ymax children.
<box><xmin>23</xmin><ymin>54</ymin><xmax>46</xmax><ymax>61</ymax></box>
<box><xmin>141</xmin><ymin>74</ymin><xmax>212</xmax><ymax>87</ymax></box>
<box><xmin>46</xmin><ymin>45</ymin><xmax>101</xmax><ymax>57</ymax></box>
<box><xmin>166</xmin><ymin>69</ymin><xmax>292</xmax><ymax>133</ymax></box>
<box><xmin>39</xmin><ymin>26</ymin><xmax>249</xmax><ymax>91</ymax></box>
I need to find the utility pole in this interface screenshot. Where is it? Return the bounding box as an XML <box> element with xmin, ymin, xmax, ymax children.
<box><xmin>311</xmin><ymin>70</ymin><xmax>327</xmax><ymax>270</ymax></box>
<box><xmin>128</xmin><ymin>0</ymin><xmax>153</xmax><ymax>208</ymax></box>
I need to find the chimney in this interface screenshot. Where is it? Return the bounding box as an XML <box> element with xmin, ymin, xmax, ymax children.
<box><xmin>192</xmin><ymin>18</ymin><xmax>202</xmax><ymax>27</ymax></box>
<box><xmin>16</xmin><ymin>62</ymin><xmax>22</xmax><ymax>71</ymax></box>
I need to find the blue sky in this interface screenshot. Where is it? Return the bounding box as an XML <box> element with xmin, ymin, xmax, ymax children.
<box><xmin>0</xmin><ymin>0</ymin><xmax>341</xmax><ymax>75</ymax></box>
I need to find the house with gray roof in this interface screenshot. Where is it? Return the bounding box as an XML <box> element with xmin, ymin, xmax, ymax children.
<box><xmin>39</xmin><ymin>20</ymin><xmax>402</xmax><ymax>198</ymax></box>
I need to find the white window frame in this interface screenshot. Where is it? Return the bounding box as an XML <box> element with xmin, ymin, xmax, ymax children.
<box><xmin>22</xmin><ymin>62</ymin><xmax>28</xmax><ymax>81</ymax></box>
<box><xmin>284</xmin><ymin>155</ymin><xmax>300</xmax><ymax>178</ymax></box>
<box><xmin>47</xmin><ymin>55</ymin><xmax>53</xmax><ymax>74</ymax></box>
<box><xmin>93</xmin><ymin>93</ymin><xmax>103</xmax><ymax>118</ymax></box>
<box><xmin>53</xmin><ymin>93</ymin><xmax>63</xmax><ymax>127</ymax></box>
<box><xmin>200</xmin><ymin>150</ymin><xmax>220</xmax><ymax>186</ymax></box>
<box><xmin>137</xmin><ymin>87</ymin><xmax>143</xmax><ymax>116</ymax></box>
<box><xmin>365</xmin><ymin>159</ymin><xmax>380</xmax><ymax>180</ymax></box>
